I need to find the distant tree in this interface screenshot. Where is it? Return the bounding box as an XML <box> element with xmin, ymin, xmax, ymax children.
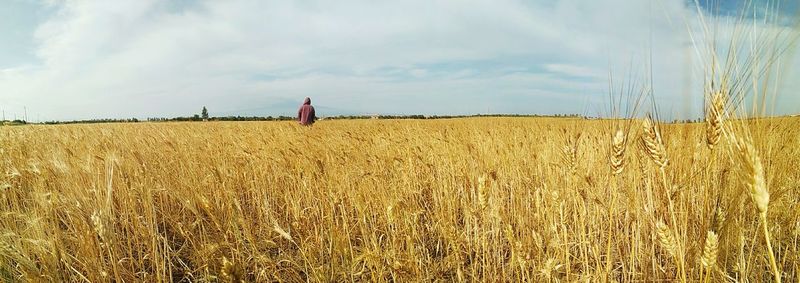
<box><xmin>192</xmin><ymin>114</ymin><xmax>201</xmax><ymax>121</ymax></box>
<box><xmin>201</xmin><ymin>107</ymin><xmax>209</xmax><ymax>121</ymax></box>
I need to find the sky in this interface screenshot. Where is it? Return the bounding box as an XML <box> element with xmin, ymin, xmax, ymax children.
<box><xmin>0</xmin><ymin>0</ymin><xmax>798</xmax><ymax>121</ymax></box>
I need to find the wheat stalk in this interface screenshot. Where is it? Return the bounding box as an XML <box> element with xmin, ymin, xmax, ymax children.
<box><xmin>610</xmin><ymin>129</ymin><xmax>626</xmax><ymax>175</ymax></box>
<box><xmin>700</xmin><ymin>231</ymin><xmax>718</xmax><ymax>282</ymax></box>
<box><xmin>732</xmin><ymin>135</ymin><xmax>779</xmax><ymax>282</ymax></box>
<box><xmin>477</xmin><ymin>176</ymin><xmax>488</xmax><ymax>211</ymax></box>
<box><xmin>656</xmin><ymin>221</ymin><xmax>678</xmax><ymax>258</ymax></box>
<box><xmin>712</xmin><ymin>206</ymin><xmax>726</xmax><ymax>233</ymax></box>
<box><xmin>90</xmin><ymin>211</ymin><xmax>106</xmax><ymax>243</ymax></box>
<box><xmin>641</xmin><ymin>116</ymin><xmax>668</xmax><ymax>168</ymax></box>
<box><xmin>561</xmin><ymin>144</ymin><xmax>578</xmax><ymax>175</ymax></box>
<box><xmin>656</xmin><ymin>220</ymin><xmax>686</xmax><ymax>282</ymax></box>
<box><xmin>220</xmin><ymin>256</ymin><xmax>242</xmax><ymax>283</ymax></box>
<box><xmin>733</xmin><ymin>137</ymin><xmax>769</xmax><ymax>215</ymax></box>
<box><xmin>705</xmin><ymin>90</ymin><xmax>725</xmax><ymax>150</ymax></box>
<box><xmin>701</xmin><ymin>231</ymin><xmax>718</xmax><ymax>268</ymax></box>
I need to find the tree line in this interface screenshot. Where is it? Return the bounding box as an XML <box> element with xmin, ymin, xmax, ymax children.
<box><xmin>32</xmin><ymin>106</ymin><xmax>590</xmax><ymax>125</ymax></box>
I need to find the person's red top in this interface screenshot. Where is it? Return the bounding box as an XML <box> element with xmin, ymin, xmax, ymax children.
<box><xmin>297</xmin><ymin>97</ymin><xmax>316</xmax><ymax>125</ymax></box>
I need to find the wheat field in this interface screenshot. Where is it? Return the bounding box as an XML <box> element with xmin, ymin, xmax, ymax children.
<box><xmin>1</xmin><ymin>117</ymin><xmax>798</xmax><ymax>282</ymax></box>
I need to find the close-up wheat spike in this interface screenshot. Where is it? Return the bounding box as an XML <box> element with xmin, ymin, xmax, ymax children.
<box><xmin>700</xmin><ymin>231</ymin><xmax>718</xmax><ymax>283</ymax></box>
<box><xmin>732</xmin><ymin>136</ymin><xmax>769</xmax><ymax>216</ymax></box>
<box><xmin>731</xmin><ymin>134</ymin><xmax>780</xmax><ymax>282</ymax></box>
<box><xmin>610</xmin><ymin>129</ymin><xmax>626</xmax><ymax>175</ymax></box>
<box><xmin>655</xmin><ymin>220</ymin><xmax>685</xmax><ymax>282</ymax></box>
<box><xmin>705</xmin><ymin>89</ymin><xmax>726</xmax><ymax>150</ymax></box>
<box><xmin>641</xmin><ymin>115</ymin><xmax>669</xmax><ymax>168</ymax></box>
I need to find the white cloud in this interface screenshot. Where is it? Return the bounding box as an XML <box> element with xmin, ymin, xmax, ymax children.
<box><xmin>0</xmin><ymin>0</ymin><xmax>797</xmax><ymax>121</ymax></box>
<box><xmin>544</xmin><ymin>64</ymin><xmax>605</xmax><ymax>79</ymax></box>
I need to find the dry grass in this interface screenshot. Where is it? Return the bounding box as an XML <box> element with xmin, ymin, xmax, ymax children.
<box><xmin>1</xmin><ymin>117</ymin><xmax>798</xmax><ymax>282</ymax></box>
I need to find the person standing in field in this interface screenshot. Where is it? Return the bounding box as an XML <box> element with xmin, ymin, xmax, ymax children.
<box><xmin>297</xmin><ymin>97</ymin><xmax>316</xmax><ymax>126</ymax></box>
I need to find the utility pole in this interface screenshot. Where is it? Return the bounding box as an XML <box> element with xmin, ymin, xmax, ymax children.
<box><xmin>24</xmin><ymin>106</ymin><xmax>27</xmax><ymax>122</ymax></box>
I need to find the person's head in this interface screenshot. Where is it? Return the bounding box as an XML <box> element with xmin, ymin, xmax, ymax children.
<box><xmin>303</xmin><ymin>97</ymin><xmax>311</xmax><ymax>105</ymax></box>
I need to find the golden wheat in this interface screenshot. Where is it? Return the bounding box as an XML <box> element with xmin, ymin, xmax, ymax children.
<box><xmin>705</xmin><ymin>90</ymin><xmax>726</xmax><ymax>150</ymax></box>
<box><xmin>701</xmin><ymin>231</ymin><xmax>718</xmax><ymax>268</ymax></box>
<box><xmin>0</xmin><ymin>117</ymin><xmax>797</xmax><ymax>282</ymax></box>
<box><xmin>610</xmin><ymin>129</ymin><xmax>626</xmax><ymax>175</ymax></box>
<box><xmin>641</xmin><ymin>116</ymin><xmax>669</xmax><ymax>168</ymax></box>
